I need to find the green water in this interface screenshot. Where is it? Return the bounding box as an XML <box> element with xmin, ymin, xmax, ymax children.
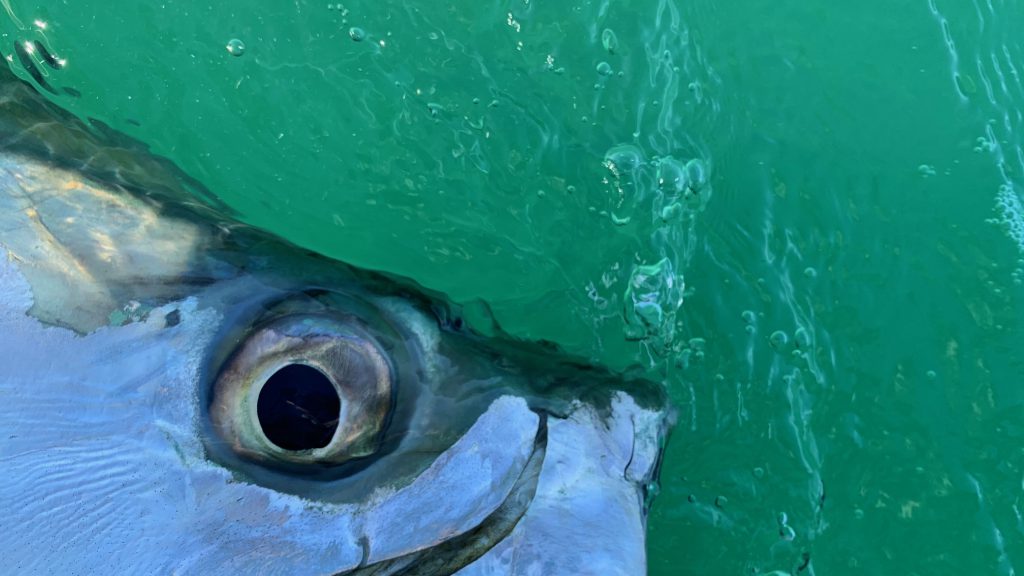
<box><xmin>6</xmin><ymin>0</ymin><xmax>1024</xmax><ymax>573</ymax></box>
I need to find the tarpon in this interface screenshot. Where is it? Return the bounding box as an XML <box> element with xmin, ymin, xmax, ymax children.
<box><xmin>0</xmin><ymin>67</ymin><xmax>673</xmax><ymax>575</ymax></box>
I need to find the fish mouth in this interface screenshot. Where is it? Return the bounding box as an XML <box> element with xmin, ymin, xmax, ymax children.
<box><xmin>345</xmin><ymin>413</ymin><xmax>549</xmax><ymax>576</ymax></box>
<box><xmin>342</xmin><ymin>392</ymin><xmax>669</xmax><ymax>576</ymax></box>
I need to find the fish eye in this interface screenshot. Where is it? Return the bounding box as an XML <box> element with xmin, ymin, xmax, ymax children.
<box><xmin>209</xmin><ymin>313</ymin><xmax>393</xmax><ymax>468</ymax></box>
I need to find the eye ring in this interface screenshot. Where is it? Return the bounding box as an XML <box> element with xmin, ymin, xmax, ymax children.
<box><xmin>209</xmin><ymin>314</ymin><xmax>394</xmax><ymax>467</ymax></box>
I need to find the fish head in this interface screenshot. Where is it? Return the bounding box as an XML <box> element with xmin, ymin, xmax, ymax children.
<box><xmin>0</xmin><ymin>78</ymin><xmax>674</xmax><ymax>576</ymax></box>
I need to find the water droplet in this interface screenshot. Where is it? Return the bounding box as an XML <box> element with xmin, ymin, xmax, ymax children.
<box><xmin>714</xmin><ymin>495</ymin><xmax>728</xmax><ymax>508</ymax></box>
<box><xmin>926</xmin><ymin>370</ymin><xmax>937</xmax><ymax>379</ymax></box>
<box><xmin>854</xmin><ymin>508</ymin><xmax>864</xmax><ymax>519</ymax></box>
<box><xmin>596</xmin><ymin>61</ymin><xmax>613</xmax><ymax>76</ymax></box>
<box><xmin>349</xmin><ymin>27</ymin><xmax>366</xmax><ymax>42</ymax></box>
<box><xmin>566</xmin><ymin>185</ymin><xmax>577</xmax><ymax>193</ymax></box>
<box><xmin>427</xmin><ymin>102</ymin><xmax>444</xmax><ymax>117</ymax></box>
<box><xmin>776</xmin><ymin>512</ymin><xmax>788</xmax><ymax>526</ymax></box>
<box><xmin>601</xmin><ymin>28</ymin><xmax>619</xmax><ymax>54</ymax></box>
<box><xmin>779</xmin><ymin>525</ymin><xmax>796</xmax><ymax>541</ymax></box>
<box><xmin>745</xmin><ymin>325</ymin><xmax>756</xmax><ymax>334</ymax></box>
<box><xmin>753</xmin><ymin>467</ymin><xmax>765</xmax><ymax>479</ymax></box>
<box><xmin>741</xmin><ymin>310</ymin><xmax>756</xmax><ymax>324</ymax></box>
<box><xmin>804</xmin><ymin>266</ymin><xmax>817</xmax><ymax>278</ymax></box>
<box><xmin>769</xmin><ymin>330</ymin><xmax>789</xmax><ymax>350</ymax></box>
<box><xmin>536</xmin><ymin>189</ymin><xmax>546</xmax><ymax>198</ymax></box>
<box><xmin>687</xmin><ymin>494</ymin><xmax>697</xmax><ymax>503</ymax></box>
<box><xmin>225</xmin><ymin>38</ymin><xmax>246</xmax><ymax>57</ymax></box>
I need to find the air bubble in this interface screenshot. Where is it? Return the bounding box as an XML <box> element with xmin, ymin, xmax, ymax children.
<box><xmin>804</xmin><ymin>267</ymin><xmax>817</xmax><ymax>278</ymax></box>
<box><xmin>769</xmin><ymin>330</ymin><xmax>789</xmax><ymax>350</ymax></box>
<box><xmin>601</xmin><ymin>28</ymin><xmax>619</xmax><ymax>54</ymax></box>
<box><xmin>794</xmin><ymin>327</ymin><xmax>811</xmax><ymax>349</ymax></box>
<box><xmin>656</xmin><ymin>156</ymin><xmax>687</xmax><ymax>193</ymax></box>
<box><xmin>604</xmin><ymin>144</ymin><xmax>645</xmax><ymax>173</ymax></box>
<box><xmin>779</xmin><ymin>525</ymin><xmax>796</xmax><ymax>541</ymax></box>
<box><xmin>634</xmin><ymin>301</ymin><xmax>663</xmax><ymax>327</ymax></box>
<box><xmin>225</xmin><ymin>38</ymin><xmax>246</xmax><ymax>57</ymax></box>
<box><xmin>349</xmin><ymin>27</ymin><xmax>366</xmax><ymax>42</ymax></box>
<box><xmin>596</xmin><ymin>61</ymin><xmax>613</xmax><ymax>76</ymax></box>
<box><xmin>685</xmin><ymin>158</ymin><xmax>708</xmax><ymax>190</ymax></box>
<box><xmin>660</xmin><ymin>202</ymin><xmax>683</xmax><ymax>221</ymax></box>
<box><xmin>741</xmin><ymin>310</ymin><xmax>756</xmax><ymax>324</ymax></box>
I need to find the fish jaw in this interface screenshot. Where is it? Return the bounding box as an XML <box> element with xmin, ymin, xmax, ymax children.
<box><xmin>456</xmin><ymin>394</ymin><xmax>668</xmax><ymax>576</ymax></box>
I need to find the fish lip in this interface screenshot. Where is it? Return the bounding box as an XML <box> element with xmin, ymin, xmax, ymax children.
<box><xmin>342</xmin><ymin>411</ymin><xmax>550</xmax><ymax>576</ymax></box>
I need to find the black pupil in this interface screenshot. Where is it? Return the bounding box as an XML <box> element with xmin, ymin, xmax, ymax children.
<box><xmin>257</xmin><ymin>364</ymin><xmax>340</xmax><ymax>451</ymax></box>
